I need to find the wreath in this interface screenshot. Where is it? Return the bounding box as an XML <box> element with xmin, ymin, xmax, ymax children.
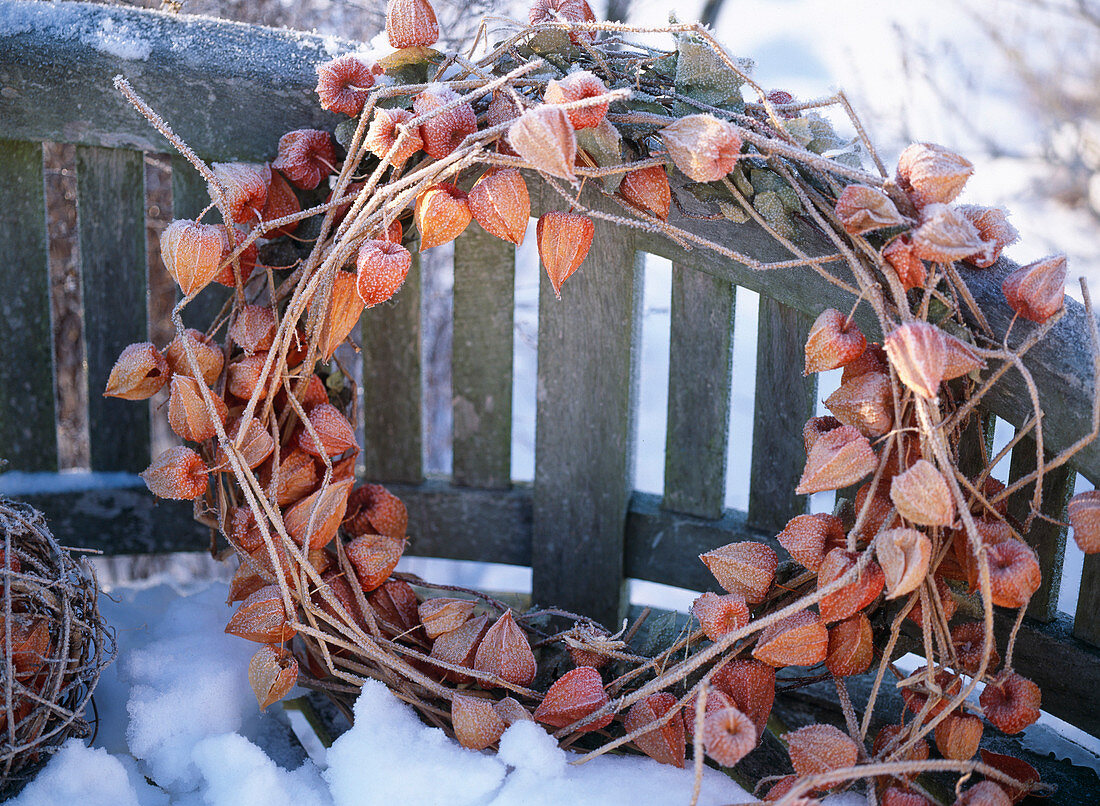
<box><xmin>99</xmin><ymin>1</ymin><xmax>1100</xmax><ymax>802</ymax></box>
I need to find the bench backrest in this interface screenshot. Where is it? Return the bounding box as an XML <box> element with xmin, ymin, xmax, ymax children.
<box><xmin>2</xmin><ymin>0</ymin><xmax>1100</xmax><ymax>735</ymax></box>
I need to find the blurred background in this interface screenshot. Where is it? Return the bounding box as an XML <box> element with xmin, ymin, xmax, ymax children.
<box><xmin>38</xmin><ymin>0</ymin><xmax>1097</xmax><ymax>614</ymax></box>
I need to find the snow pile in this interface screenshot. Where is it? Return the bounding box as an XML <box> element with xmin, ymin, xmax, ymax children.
<box><xmin>12</xmin><ymin>743</ymin><xmax>166</xmax><ymax>806</ymax></box>
<box><xmin>327</xmin><ymin>681</ymin><xmax>752</xmax><ymax>806</ymax></box>
<box><xmin>9</xmin><ymin>582</ymin><xmax>754</xmax><ymax>805</ymax></box>
<box><xmin>121</xmin><ymin>585</ymin><xmax>262</xmax><ymax>790</ymax></box>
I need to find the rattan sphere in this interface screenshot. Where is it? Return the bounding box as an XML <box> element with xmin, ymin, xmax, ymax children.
<box><xmin>0</xmin><ymin>498</ymin><xmax>115</xmax><ymax>798</ymax></box>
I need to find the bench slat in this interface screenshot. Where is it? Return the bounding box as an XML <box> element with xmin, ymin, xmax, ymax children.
<box><xmin>662</xmin><ymin>264</ymin><xmax>735</xmax><ymax>519</ymax></box>
<box><xmin>625</xmin><ymin>217</ymin><xmax>1100</xmax><ymax>487</ymax></box>
<box><xmin>0</xmin><ymin>1</ymin><xmax>341</xmax><ymax>162</ymax></box>
<box><xmin>532</xmin><ymin>195</ymin><xmax>641</xmax><ymax>627</ymax></box>
<box><xmin>0</xmin><ymin>139</ymin><xmax>57</xmax><ymax>472</ymax></box>
<box><xmin>1075</xmin><ymin>554</ymin><xmax>1100</xmax><ymax>646</ymax></box>
<box><xmin>1007</xmin><ymin>434</ymin><xmax>1073</xmax><ymax>622</ymax></box>
<box><xmin>361</xmin><ymin>256</ymin><xmax>423</xmax><ymax>483</ymax></box>
<box><xmin>171</xmin><ymin>156</ymin><xmax>229</xmax><ymax>330</ymax></box>
<box><xmin>452</xmin><ymin>226</ymin><xmax>515</xmax><ymax>489</ymax></box>
<box><xmin>747</xmin><ymin>297</ymin><xmax>817</xmax><ymax>534</ymax></box>
<box><xmin>77</xmin><ymin>146</ymin><xmax>151</xmax><ymax>472</ymax></box>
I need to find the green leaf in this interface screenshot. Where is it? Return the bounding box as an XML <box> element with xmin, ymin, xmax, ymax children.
<box><xmin>753</xmin><ymin>190</ymin><xmax>795</xmax><ymax>240</ymax></box>
<box><xmin>576</xmin><ymin>122</ymin><xmax>625</xmax><ymax>192</ymax></box>
<box><xmin>325</xmin><ymin>369</ymin><xmax>346</xmax><ymax>393</ymax></box>
<box><xmin>749</xmin><ymin>169</ymin><xmax>800</xmax><ymax>213</ymax></box>
<box><xmin>782</xmin><ymin>117</ymin><xmax>815</xmax><ymax>148</ymax></box>
<box><xmin>618</xmin><ymin>92</ymin><xmax>669</xmax><ymax>117</ymax></box>
<box><xmin>684</xmin><ymin>180</ymin><xmax>736</xmax><ymax>205</ymax></box>
<box><xmin>639</xmin><ymin>610</ymin><xmax>679</xmax><ymax>657</ymax></box>
<box><xmin>334</xmin><ymin>118</ymin><xmax>360</xmax><ymax>152</ymax></box>
<box><xmin>674</xmin><ymin>37</ymin><xmax>746</xmax><ymax>109</ymax></box>
<box><xmin>378</xmin><ymin>46</ymin><xmax>444</xmax><ymax>86</ymax></box>
<box><xmin>729</xmin><ymin>164</ymin><xmax>754</xmax><ymax>198</ymax></box>
<box><xmin>526</xmin><ymin>29</ymin><xmax>574</xmax><ymax>55</ymax></box>
<box><xmin>717</xmin><ymin>199</ymin><xmax>750</xmax><ymax>224</ymax></box>
<box><xmin>928</xmin><ymin>294</ymin><xmax>954</xmax><ymax>325</ymax></box>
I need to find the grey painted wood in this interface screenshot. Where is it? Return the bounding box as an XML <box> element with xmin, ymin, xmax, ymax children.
<box><xmin>1075</xmin><ymin>553</ymin><xmax>1100</xmax><ymax>647</ymax></box>
<box><xmin>1007</xmin><ymin>434</ymin><xmax>1074</xmax><ymax>623</ymax></box>
<box><xmin>0</xmin><ymin>1</ymin><xmax>345</xmax><ymax>162</ymax></box>
<box><xmin>452</xmin><ymin>226</ymin><xmax>515</xmax><ymax>489</ymax></box>
<box><xmin>14</xmin><ymin>486</ymin><xmax>208</xmax><ymax>554</ymax></box>
<box><xmin>625</xmin><ymin>492</ymin><xmax>779</xmax><ymax>592</ymax></box>
<box><xmin>77</xmin><ymin>146</ymin><xmax>150</xmax><ymax>472</ymax></box>
<box><xmin>991</xmin><ymin>611</ymin><xmax>1100</xmax><ymax>737</ymax></box>
<box><xmin>361</xmin><ymin>254</ymin><xmax>423</xmax><ymax>483</ymax></box>
<box><xmin>662</xmin><ymin>264</ymin><xmax>734</xmax><ymax>519</ymax></box>
<box><xmin>622</xmin><ymin>207</ymin><xmax>1100</xmax><ymax>485</ymax></box>
<box><xmin>780</xmin><ymin>667</ymin><xmax>1100</xmax><ymax>804</ymax></box>
<box><xmin>0</xmin><ymin>139</ymin><xmax>58</xmax><ymax>472</ymax></box>
<box><xmin>532</xmin><ymin>190</ymin><xmax>642</xmax><ymax>627</ymax></box>
<box><xmin>16</xmin><ymin>470</ymin><xmax>1100</xmax><ymax>735</ymax></box>
<box><xmin>171</xmin><ymin>155</ymin><xmax>227</xmax><ymax>329</ymax></box>
<box><xmin>388</xmin><ymin>480</ymin><xmax>531</xmax><ymax>567</ymax></box>
<box><xmin>747</xmin><ymin>298</ymin><xmax>817</xmax><ymax>534</ymax></box>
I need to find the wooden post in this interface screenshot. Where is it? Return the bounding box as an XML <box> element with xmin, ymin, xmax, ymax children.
<box><xmin>0</xmin><ymin>140</ymin><xmax>57</xmax><ymax>472</ymax></box>
<box><xmin>361</xmin><ymin>253</ymin><xmax>423</xmax><ymax>483</ymax></box>
<box><xmin>532</xmin><ymin>195</ymin><xmax>641</xmax><ymax>628</ymax></box>
<box><xmin>1007</xmin><ymin>434</ymin><xmax>1074</xmax><ymax>622</ymax></box>
<box><xmin>452</xmin><ymin>226</ymin><xmax>515</xmax><ymax>489</ymax></box>
<box><xmin>77</xmin><ymin>146</ymin><xmax>150</xmax><ymax>472</ymax></box>
<box><xmin>663</xmin><ymin>264</ymin><xmax>735</xmax><ymax>519</ymax></box>
<box><xmin>747</xmin><ymin>297</ymin><xmax>817</xmax><ymax>535</ymax></box>
<box><xmin>1076</xmin><ymin>554</ymin><xmax>1100</xmax><ymax>647</ymax></box>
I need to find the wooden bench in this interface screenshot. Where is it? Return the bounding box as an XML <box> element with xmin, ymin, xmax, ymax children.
<box><xmin>2</xmin><ymin>0</ymin><xmax>1099</xmax><ymax>765</ymax></box>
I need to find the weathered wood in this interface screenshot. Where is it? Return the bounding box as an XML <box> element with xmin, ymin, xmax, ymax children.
<box><xmin>0</xmin><ymin>474</ymin><xmax>207</xmax><ymax>554</ymax></box>
<box><xmin>947</xmin><ymin>590</ymin><xmax>1100</xmax><ymax>735</ymax></box>
<box><xmin>361</xmin><ymin>254</ymin><xmax>423</xmax><ymax>483</ymax></box>
<box><xmin>171</xmin><ymin>154</ymin><xmax>228</xmax><ymax>329</ymax></box>
<box><xmin>532</xmin><ymin>191</ymin><xmax>642</xmax><ymax>627</ymax></box>
<box><xmin>1007</xmin><ymin>434</ymin><xmax>1074</xmax><ymax>622</ymax></box>
<box><xmin>778</xmin><ymin>669</ymin><xmax>1100</xmax><ymax>806</ymax></box>
<box><xmin>625</xmin><ymin>492</ymin><xmax>779</xmax><ymax>593</ymax></box>
<box><xmin>388</xmin><ymin>480</ymin><xmax>531</xmax><ymax>567</ymax></box>
<box><xmin>76</xmin><ymin>145</ymin><xmax>150</xmax><ymax>472</ymax></box>
<box><xmin>0</xmin><ymin>139</ymin><xmax>57</xmax><ymax>472</ymax></box>
<box><xmin>451</xmin><ymin>225</ymin><xmax>515</xmax><ymax>489</ymax></box>
<box><xmin>1075</xmin><ymin>552</ymin><xmax>1100</xmax><ymax>646</ymax></box>
<box><xmin>747</xmin><ymin>298</ymin><xmax>817</xmax><ymax>534</ymax></box>
<box><xmin>992</xmin><ymin>611</ymin><xmax>1100</xmax><ymax>737</ymax></box>
<box><xmin>662</xmin><ymin>264</ymin><xmax>734</xmax><ymax>519</ymax></box>
<box><xmin>403</xmin><ymin>481</ymin><xmax>1100</xmax><ymax>736</ymax></box>
<box><xmin>0</xmin><ymin>1</ymin><xmax>344</xmax><ymax>162</ymax></box>
<box><xmin>586</xmin><ymin>191</ymin><xmax>1100</xmax><ymax>486</ymax></box>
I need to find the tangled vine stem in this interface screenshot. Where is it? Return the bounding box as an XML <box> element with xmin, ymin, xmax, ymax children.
<box><xmin>108</xmin><ymin>10</ymin><xmax>1100</xmax><ymax>805</ymax></box>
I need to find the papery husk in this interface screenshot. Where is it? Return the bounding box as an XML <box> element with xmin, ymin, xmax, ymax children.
<box><xmin>877</xmin><ymin>527</ymin><xmax>932</xmax><ymax>599</ymax></box>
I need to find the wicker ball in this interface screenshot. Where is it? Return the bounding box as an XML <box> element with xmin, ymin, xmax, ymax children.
<box><xmin>0</xmin><ymin>498</ymin><xmax>116</xmax><ymax>798</ymax></box>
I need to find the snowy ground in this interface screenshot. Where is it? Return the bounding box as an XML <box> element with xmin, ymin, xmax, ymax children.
<box><xmin>10</xmin><ymin>581</ymin><xmax>768</xmax><ymax>806</ymax></box>
<box><xmin>12</xmin><ymin>578</ymin><xmax>1100</xmax><ymax>804</ymax></box>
